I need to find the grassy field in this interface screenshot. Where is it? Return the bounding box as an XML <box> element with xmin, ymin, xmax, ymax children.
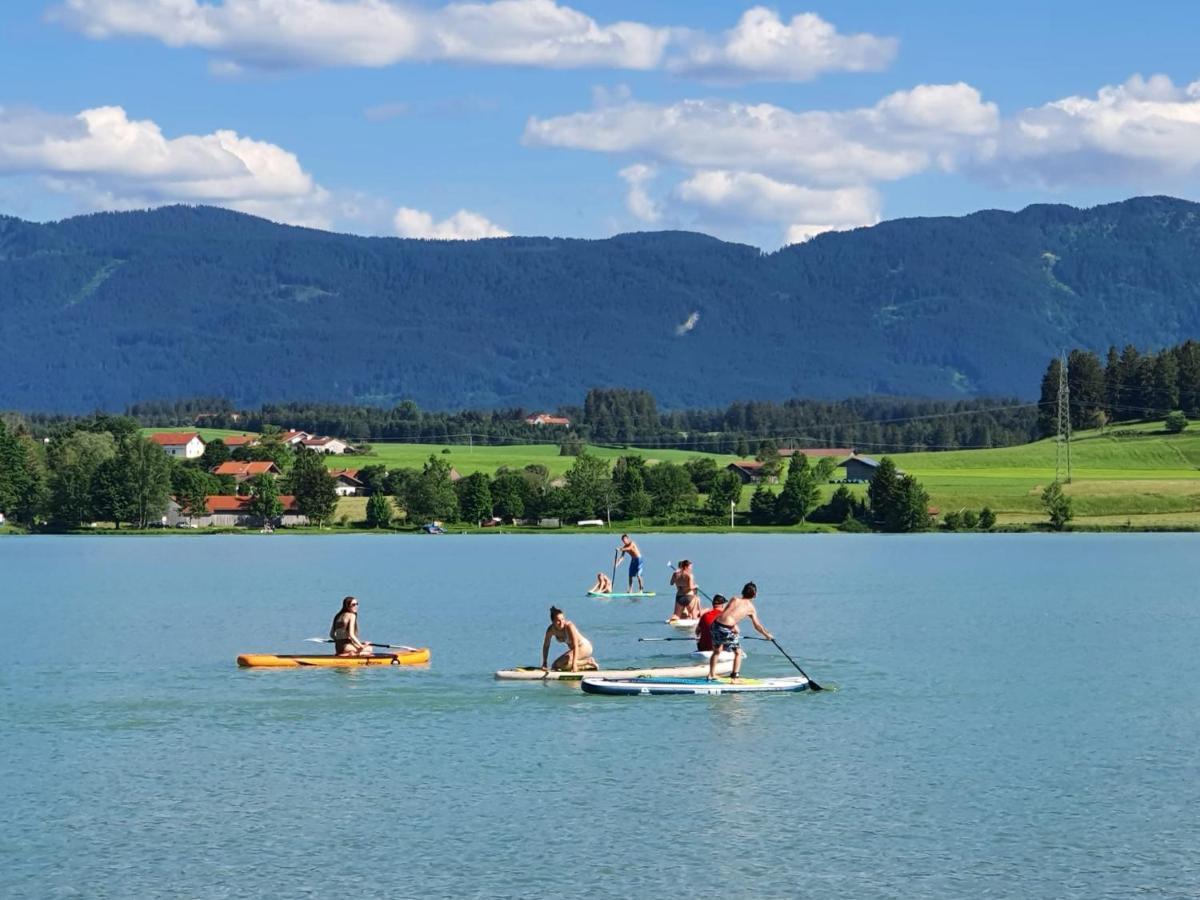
<box><xmin>147</xmin><ymin>421</ymin><xmax>1200</xmax><ymax>528</ymax></box>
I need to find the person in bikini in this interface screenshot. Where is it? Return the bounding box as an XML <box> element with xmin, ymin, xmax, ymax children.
<box><xmin>329</xmin><ymin>596</ymin><xmax>372</xmax><ymax>656</ymax></box>
<box><xmin>708</xmin><ymin>582</ymin><xmax>772</xmax><ymax>680</ymax></box>
<box><xmin>696</xmin><ymin>593</ymin><xmax>727</xmax><ymax>653</ymax></box>
<box><xmin>540</xmin><ymin>606</ymin><xmax>598</xmax><ymax>673</ymax></box>
<box><xmin>668</xmin><ymin>559</ymin><xmax>702</xmax><ymax>621</ymax></box>
<box><xmin>588</xmin><ymin>572</ymin><xmax>613</xmax><ymax>594</ymax></box>
<box><xmin>616</xmin><ymin>534</ymin><xmax>645</xmax><ymax>593</ymax></box>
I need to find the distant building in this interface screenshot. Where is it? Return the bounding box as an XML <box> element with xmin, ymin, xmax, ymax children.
<box><xmin>302</xmin><ymin>436</ymin><xmax>350</xmax><ymax>455</ymax></box>
<box><xmin>149</xmin><ymin>432</ymin><xmax>206</xmax><ymax>459</ymax></box>
<box><xmin>167</xmin><ymin>494</ymin><xmax>309</xmax><ymax>528</ymax></box>
<box><xmin>329</xmin><ymin>469</ymin><xmax>364</xmax><ymax>496</ymax></box>
<box><xmin>778</xmin><ymin>447</ymin><xmax>854</xmax><ymax>458</ymax></box>
<box><xmin>278</xmin><ymin>430</ymin><xmax>311</xmax><ymax>446</ymax></box>
<box><xmin>837</xmin><ymin>454</ymin><xmax>902</xmax><ymax>483</ymax></box>
<box><xmin>211</xmin><ymin>461</ymin><xmax>282</xmax><ymax>482</ymax></box>
<box><xmin>220</xmin><ymin>434</ymin><xmax>259</xmax><ymax>449</ymax></box>
<box><xmin>525</xmin><ymin>413</ymin><xmax>571</xmax><ymax>426</ymax></box>
<box><xmin>725</xmin><ymin>461</ymin><xmax>779</xmax><ymax>484</ymax></box>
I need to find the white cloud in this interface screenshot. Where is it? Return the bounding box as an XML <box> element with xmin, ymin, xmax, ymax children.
<box><xmin>51</xmin><ymin>2</ymin><xmax>897</xmax><ymax>83</ymax></box>
<box><xmin>52</xmin><ymin>0</ymin><xmax>670</xmax><ymax>71</ymax></box>
<box><xmin>525</xmin><ymin>83</ymin><xmax>998</xmax><ymax>186</ymax></box>
<box><xmin>0</xmin><ymin>104</ymin><xmax>333</xmax><ymax>227</ymax></box>
<box><xmin>980</xmin><ymin>74</ymin><xmax>1200</xmax><ymax>186</ymax></box>
<box><xmin>669</xmin><ymin>7</ymin><xmax>896</xmax><ymax>83</ymax></box>
<box><xmin>674</xmin><ymin>171</ymin><xmax>880</xmax><ymax>244</ymax></box>
<box><xmin>618</xmin><ymin>163</ymin><xmax>660</xmax><ymax>223</ymax></box>
<box><xmin>393</xmin><ymin>206</ymin><xmax>511</xmax><ymax>239</ymax></box>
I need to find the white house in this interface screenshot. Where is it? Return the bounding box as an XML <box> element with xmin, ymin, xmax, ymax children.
<box><xmin>149</xmin><ymin>431</ymin><xmax>206</xmax><ymax>459</ymax></box>
<box><xmin>303</xmin><ymin>436</ymin><xmax>350</xmax><ymax>455</ymax></box>
<box><xmin>329</xmin><ymin>469</ymin><xmax>363</xmax><ymax>496</ymax></box>
<box><xmin>278</xmin><ymin>430</ymin><xmax>312</xmax><ymax>446</ymax></box>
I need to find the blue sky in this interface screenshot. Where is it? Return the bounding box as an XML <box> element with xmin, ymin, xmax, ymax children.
<box><xmin>3</xmin><ymin>1</ymin><xmax>1200</xmax><ymax>247</ymax></box>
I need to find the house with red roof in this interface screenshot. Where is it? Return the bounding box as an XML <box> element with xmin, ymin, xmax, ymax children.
<box><xmin>167</xmin><ymin>494</ymin><xmax>308</xmax><ymax>528</ymax></box>
<box><xmin>302</xmin><ymin>436</ymin><xmax>350</xmax><ymax>455</ymax></box>
<box><xmin>725</xmin><ymin>460</ymin><xmax>781</xmax><ymax>484</ymax></box>
<box><xmin>329</xmin><ymin>469</ymin><xmax>363</xmax><ymax>496</ymax></box>
<box><xmin>220</xmin><ymin>434</ymin><xmax>259</xmax><ymax>449</ymax></box>
<box><xmin>524</xmin><ymin>413</ymin><xmax>571</xmax><ymax>426</ymax></box>
<box><xmin>148</xmin><ymin>431</ymin><xmax>206</xmax><ymax>459</ymax></box>
<box><xmin>211</xmin><ymin>461</ymin><xmax>282</xmax><ymax>482</ymax></box>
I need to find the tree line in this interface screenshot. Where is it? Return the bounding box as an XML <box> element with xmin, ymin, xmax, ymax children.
<box><xmin>1036</xmin><ymin>340</ymin><xmax>1200</xmax><ymax>435</ymax></box>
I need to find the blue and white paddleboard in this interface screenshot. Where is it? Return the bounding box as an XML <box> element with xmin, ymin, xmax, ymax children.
<box><xmin>580</xmin><ymin>675</ymin><xmax>810</xmax><ymax>696</ymax></box>
<box><xmin>587</xmin><ymin>591</ymin><xmax>657</xmax><ymax>598</ymax></box>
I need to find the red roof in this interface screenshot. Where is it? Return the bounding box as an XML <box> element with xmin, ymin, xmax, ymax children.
<box><xmin>212</xmin><ymin>461</ymin><xmax>280</xmax><ymax>477</ymax></box>
<box><xmin>202</xmin><ymin>494</ymin><xmax>300</xmax><ymax>513</ymax></box>
<box><xmin>525</xmin><ymin>414</ymin><xmax>571</xmax><ymax>426</ymax></box>
<box><xmin>221</xmin><ymin>434</ymin><xmax>257</xmax><ymax>446</ymax></box>
<box><xmin>779</xmin><ymin>448</ymin><xmax>854</xmax><ymax>458</ymax></box>
<box><xmin>329</xmin><ymin>469</ymin><xmax>362</xmax><ymax>483</ymax></box>
<box><xmin>149</xmin><ymin>431</ymin><xmax>202</xmax><ymax>446</ymax></box>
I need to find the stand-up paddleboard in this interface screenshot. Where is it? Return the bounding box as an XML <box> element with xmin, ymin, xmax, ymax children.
<box><xmin>581</xmin><ymin>675</ymin><xmax>810</xmax><ymax>696</ymax></box>
<box><xmin>667</xmin><ymin>617</ymin><xmax>699</xmax><ymax>629</ymax></box>
<box><xmin>495</xmin><ymin>659</ymin><xmax>733</xmax><ymax>681</ymax></box>
<box><xmin>588</xmin><ymin>591</ymin><xmax>656</xmax><ymax>598</ymax></box>
<box><xmin>237</xmin><ymin>649</ymin><xmax>431</xmax><ymax>668</ymax></box>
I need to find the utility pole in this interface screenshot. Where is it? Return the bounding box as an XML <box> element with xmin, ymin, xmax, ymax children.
<box><xmin>1056</xmin><ymin>350</ymin><xmax>1072</xmax><ymax>483</ymax></box>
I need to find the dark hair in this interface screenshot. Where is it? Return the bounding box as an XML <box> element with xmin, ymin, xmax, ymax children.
<box><xmin>742</xmin><ymin>582</ymin><xmax>757</xmax><ymax>599</ymax></box>
<box><xmin>549</xmin><ymin>606</ymin><xmax>564</xmax><ymax>619</ymax></box>
<box><xmin>620</xmin><ymin>533</ymin><xmax>629</xmax><ymax>540</ymax></box>
<box><xmin>712</xmin><ymin>594</ymin><xmax>727</xmax><ymax>605</ymax></box>
<box><xmin>678</xmin><ymin>559</ymin><xmax>691</xmax><ymax>568</ymax></box>
<box><xmin>341</xmin><ymin>596</ymin><xmax>357</xmax><ymax>612</ymax></box>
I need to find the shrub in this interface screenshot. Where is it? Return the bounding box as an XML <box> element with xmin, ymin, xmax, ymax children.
<box><xmin>1165</xmin><ymin>411</ymin><xmax>1188</xmax><ymax>433</ymax></box>
<box><xmin>978</xmin><ymin>506</ymin><xmax>996</xmax><ymax>530</ymax></box>
<box><xmin>961</xmin><ymin>509</ymin><xmax>979</xmax><ymax>530</ymax></box>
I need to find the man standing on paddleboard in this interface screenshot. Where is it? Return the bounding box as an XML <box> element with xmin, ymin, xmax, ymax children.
<box><xmin>708</xmin><ymin>583</ymin><xmax>772</xmax><ymax>680</ymax></box>
<box><xmin>616</xmin><ymin>534</ymin><xmax>645</xmax><ymax>593</ymax></box>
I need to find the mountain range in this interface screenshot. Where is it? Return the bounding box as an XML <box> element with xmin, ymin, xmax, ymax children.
<box><xmin>2</xmin><ymin>196</ymin><xmax>1200</xmax><ymax>412</ymax></box>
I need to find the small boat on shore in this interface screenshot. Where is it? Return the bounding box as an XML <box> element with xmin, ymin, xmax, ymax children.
<box><xmin>237</xmin><ymin>649</ymin><xmax>431</xmax><ymax>668</ymax></box>
<box><xmin>581</xmin><ymin>675</ymin><xmax>810</xmax><ymax>696</ymax></box>
<box><xmin>495</xmin><ymin>659</ymin><xmax>732</xmax><ymax>681</ymax></box>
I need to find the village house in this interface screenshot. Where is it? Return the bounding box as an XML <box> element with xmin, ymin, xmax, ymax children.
<box><xmin>149</xmin><ymin>431</ymin><xmax>206</xmax><ymax>459</ymax></box>
<box><xmin>220</xmin><ymin>434</ymin><xmax>260</xmax><ymax>449</ymax></box>
<box><xmin>302</xmin><ymin>436</ymin><xmax>351</xmax><ymax>455</ymax></box>
<box><xmin>524</xmin><ymin>413</ymin><xmax>571</xmax><ymax>426</ymax></box>
<box><xmin>278</xmin><ymin>430</ymin><xmax>311</xmax><ymax>446</ymax></box>
<box><xmin>329</xmin><ymin>469</ymin><xmax>364</xmax><ymax>496</ymax></box>
<box><xmin>166</xmin><ymin>494</ymin><xmax>309</xmax><ymax>528</ymax></box>
<box><xmin>725</xmin><ymin>460</ymin><xmax>780</xmax><ymax>484</ymax></box>
<box><xmin>210</xmin><ymin>461</ymin><xmax>282</xmax><ymax>483</ymax></box>
<box><xmin>778</xmin><ymin>447</ymin><xmax>854</xmax><ymax>459</ymax></box>
<box><xmin>837</xmin><ymin>454</ymin><xmax>901</xmax><ymax>483</ymax></box>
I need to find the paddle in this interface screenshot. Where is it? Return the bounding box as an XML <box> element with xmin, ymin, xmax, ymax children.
<box><xmin>639</xmin><ymin>636</ymin><xmax>770</xmax><ymax>642</ymax></box>
<box><xmin>305</xmin><ymin>637</ymin><xmax>422</xmax><ymax>653</ymax></box>
<box><xmin>769</xmin><ymin>638</ymin><xmax>823</xmax><ymax>691</ymax></box>
<box><xmin>611</xmin><ymin>547</ymin><xmax>619</xmax><ymax>590</ymax></box>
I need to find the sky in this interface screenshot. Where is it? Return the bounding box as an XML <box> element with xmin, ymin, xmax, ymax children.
<box><xmin>3</xmin><ymin>1</ymin><xmax>1200</xmax><ymax>248</ymax></box>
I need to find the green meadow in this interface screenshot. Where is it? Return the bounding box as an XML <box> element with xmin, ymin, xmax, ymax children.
<box><xmin>147</xmin><ymin>420</ymin><xmax>1200</xmax><ymax>528</ymax></box>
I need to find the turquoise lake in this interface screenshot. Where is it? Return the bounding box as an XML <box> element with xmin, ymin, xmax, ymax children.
<box><xmin>2</xmin><ymin>533</ymin><xmax>1198</xmax><ymax>899</ymax></box>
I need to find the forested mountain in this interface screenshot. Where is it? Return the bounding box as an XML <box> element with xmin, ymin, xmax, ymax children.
<box><xmin>3</xmin><ymin>197</ymin><xmax>1200</xmax><ymax>412</ymax></box>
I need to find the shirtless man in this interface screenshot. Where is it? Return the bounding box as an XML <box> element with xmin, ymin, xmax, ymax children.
<box><xmin>616</xmin><ymin>534</ymin><xmax>645</xmax><ymax>593</ymax></box>
<box><xmin>708</xmin><ymin>582</ymin><xmax>772</xmax><ymax>680</ymax></box>
<box><xmin>668</xmin><ymin>559</ymin><xmax>702</xmax><ymax>621</ymax></box>
<box><xmin>541</xmin><ymin>606</ymin><xmax>598</xmax><ymax>673</ymax></box>
<box><xmin>329</xmin><ymin>596</ymin><xmax>372</xmax><ymax>657</ymax></box>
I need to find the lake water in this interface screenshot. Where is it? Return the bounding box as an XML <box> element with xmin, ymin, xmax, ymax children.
<box><xmin>2</xmin><ymin>533</ymin><xmax>1198</xmax><ymax>899</ymax></box>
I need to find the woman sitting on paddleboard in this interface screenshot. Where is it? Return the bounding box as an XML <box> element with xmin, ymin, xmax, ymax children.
<box><xmin>588</xmin><ymin>572</ymin><xmax>613</xmax><ymax>594</ymax></box>
<box><xmin>541</xmin><ymin>606</ymin><xmax>597</xmax><ymax>673</ymax></box>
<box><xmin>330</xmin><ymin>596</ymin><xmax>372</xmax><ymax>657</ymax></box>
<box><xmin>668</xmin><ymin>559</ymin><xmax>702</xmax><ymax>622</ymax></box>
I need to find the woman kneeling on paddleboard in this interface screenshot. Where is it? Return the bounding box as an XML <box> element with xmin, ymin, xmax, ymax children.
<box><xmin>541</xmin><ymin>607</ymin><xmax>598</xmax><ymax>673</ymax></box>
<box><xmin>330</xmin><ymin>596</ymin><xmax>372</xmax><ymax>657</ymax></box>
<box><xmin>588</xmin><ymin>572</ymin><xmax>613</xmax><ymax>594</ymax></box>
